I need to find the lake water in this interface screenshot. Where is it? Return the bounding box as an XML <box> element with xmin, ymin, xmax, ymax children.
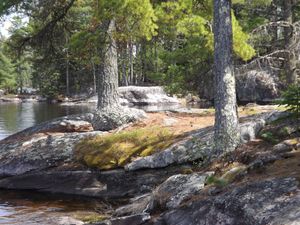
<box><xmin>0</xmin><ymin>190</ymin><xmax>115</xmax><ymax>225</ymax></box>
<box><xmin>0</xmin><ymin>102</ymin><xmax>95</xmax><ymax>140</ymax></box>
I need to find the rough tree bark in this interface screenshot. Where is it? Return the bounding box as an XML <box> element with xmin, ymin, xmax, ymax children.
<box><xmin>97</xmin><ymin>19</ymin><xmax>120</xmax><ymax>109</ymax></box>
<box><xmin>122</xmin><ymin>46</ymin><xmax>128</xmax><ymax>86</ymax></box>
<box><xmin>92</xmin><ymin>19</ymin><xmax>145</xmax><ymax>131</ymax></box>
<box><xmin>213</xmin><ymin>0</ymin><xmax>240</xmax><ymax>154</ymax></box>
<box><xmin>91</xmin><ymin>60</ymin><xmax>97</xmax><ymax>94</ymax></box>
<box><xmin>66</xmin><ymin>49</ymin><xmax>70</xmax><ymax>97</ymax></box>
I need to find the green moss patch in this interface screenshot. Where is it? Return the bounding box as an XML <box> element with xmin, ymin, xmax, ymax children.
<box><xmin>75</xmin><ymin>127</ymin><xmax>183</xmax><ymax>170</ymax></box>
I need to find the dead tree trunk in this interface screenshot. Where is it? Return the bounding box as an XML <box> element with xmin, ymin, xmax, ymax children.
<box><xmin>213</xmin><ymin>0</ymin><xmax>240</xmax><ymax>154</ymax></box>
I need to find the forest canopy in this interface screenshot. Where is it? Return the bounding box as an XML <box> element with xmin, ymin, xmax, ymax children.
<box><xmin>0</xmin><ymin>0</ymin><xmax>298</xmax><ymax>97</ymax></box>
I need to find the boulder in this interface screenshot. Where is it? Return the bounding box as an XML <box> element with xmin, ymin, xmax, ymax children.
<box><xmin>236</xmin><ymin>70</ymin><xmax>280</xmax><ymax>103</ymax></box>
<box><xmin>239</xmin><ymin>119</ymin><xmax>265</xmax><ymax>143</ymax></box>
<box><xmin>152</xmin><ymin>172</ymin><xmax>212</xmax><ymax>209</ymax></box>
<box><xmin>198</xmin><ymin>70</ymin><xmax>281</xmax><ymax>103</ymax></box>
<box><xmin>118</xmin><ymin>86</ymin><xmax>179</xmax><ymax>106</ymax></box>
<box><xmin>0</xmin><ymin>89</ymin><xmax>4</xmax><ymax>96</ymax></box>
<box><xmin>85</xmin><ymin>86</ymin><xmax>180</xmax><ymax>107</ymax></box>
<box><xmin>115</xmin><ymin>194</ymin><xmax>154</xmax><ymax>217</ymax></box>
<box><xmin>153</xmin><ymin>177</ymin><xmax>300</xmax><ymax>225</ymax></box>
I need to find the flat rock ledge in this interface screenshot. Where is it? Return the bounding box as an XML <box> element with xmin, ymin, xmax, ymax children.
<box><xmin>148</xmin><ymin>177</ymin><xmax>300</xmax><ymax>225</ymax></box>
<box><xmin>0</xmin><ymin>131</ymin><xmax>103</xmax><ymax>177</ymax></box>
<box><xmin>0</xmin><ymin>166</ymin><xmax>190</xmax><ymax>198</ymax></box>
<box><xmin>125</xmin><ymin>111</ymin><xmax>289</xmax><ymax>171</ymax></box>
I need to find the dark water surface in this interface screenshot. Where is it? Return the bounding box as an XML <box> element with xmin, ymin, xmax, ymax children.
<box><xmin>0</xmin><ymin>190</ymin><xmax>114</xmax><ymax>225</ymax></box>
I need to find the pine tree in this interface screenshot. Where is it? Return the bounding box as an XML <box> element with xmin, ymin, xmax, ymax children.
<box><xmin>213</xmin><ymin>0</ymin><xmax>240</xmax><ymax>154</ymax></box>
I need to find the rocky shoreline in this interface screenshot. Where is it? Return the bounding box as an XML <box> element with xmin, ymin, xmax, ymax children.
<box><xmin>0</xmin><ymin>108</ymin><xmax>299</xmax><ymax>225</ymax></box>
<box><xmin>0</xmin><ymin>86</ymin><xmax>180</xmax><ymax>106</ymax></box>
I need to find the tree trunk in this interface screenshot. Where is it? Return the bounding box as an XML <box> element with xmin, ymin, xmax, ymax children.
<box><xmin>213</xmin><ymin>0</ymin><xmax>240</xmax><ymax>154</ymax></box>
<box><xmin>91</xmin><ymin>60</ymin><xmax>97</xmax><ymax>94</ymax></box>
<box><xmin>92</xmin><ymin>19</ymin><xmax>145</xmax><ymax>131</ymax></box>
<box><xmin>66</xmin><ymin>51</ymin><xmax>70</xmax><ymax>97</ymax></box>
<box><xmin>129</xmin><ymin>41</ymin><xmax>134</xmax><ymax>85</ymax></box>
<box><xmin>283</xmin><ymin>0</ymin><xmax>297</xmax><ymax>85</ymax></box>
<box><xmin>97</xmin><ymin>19</ymin><xmax>120</xmax><ymax>110</ymax></box>
<box><xmin>122</xmin><ymin>46</ymin><xmax>128</xmax><ymax>86</ymax></box>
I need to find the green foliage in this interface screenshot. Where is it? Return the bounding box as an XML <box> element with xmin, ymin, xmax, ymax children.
<box><xmin>146</xmin><ymin>0</ymin><xmax>256</xmax><ymax>95</ymax></box>
<box><xmin>278</xmin><ymin>85</ymin><xmax>300</xmax><ymax>118</ymax></box>
<box><xmin>205</xmin><ymin>175</ymin><xmax>228</xmax><ymax>188</ymax></box>
<box><xmin>0</xmin><ymin>0</ymin><xmax>287</xmax><ymax>98</ymax></box>
<box><xmin>0</xmin><ymin>42</ymin><xmax>16</xmax><ymax>91</ymax></box>
<box><xmin>232</xmin><ymin>13</ymin><xmax>255</xmax><ymax>61</ymax></box>
<box><xmin>95</xmin><ymin>0</ymin><xmax>157</xmax><ymax>41</ymax></box>
<box><xmin>260</xmin><ymin>131</ymin><xmax>279</xmax><ymax>144</ymax></box>
<box><xmin>0</xmin><ymin>0</ymin><xmax>22</xmax><ymax>15</ymax></box>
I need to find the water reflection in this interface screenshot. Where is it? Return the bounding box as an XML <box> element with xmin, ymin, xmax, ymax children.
<box><xmin>0</xmin><ymin>102</ymin><xmax>95</xmax><ymax>140</ymax></box>
<box><xmin>0</xmin><ymin>190</ymin><xmax>113</xmax><ymax>225</ymax></box>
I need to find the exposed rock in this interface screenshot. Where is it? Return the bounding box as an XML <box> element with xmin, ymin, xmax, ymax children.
<box><xmin>236</xmin><ymin>70</ymin><xmax>280</xmax><ymax>103</ymax></box>
<box><xmin>36</xmin><ymin>96</ymin><xmax>47</xmax><ymax>102</ymax></box>
<box><xmin>198</xmin><ymin>70</ymin><xmax>281</xmax><ymax>103</ymax></box>
<box><xmin>57</xmin><ymin>217</ymin><xmax>84</xmax><ymax>225</ymax></box>
<box><xmin>239</xmin><ymin>118</ymin><xmax>265</xmax><ymax>143</ymax></box>
<box><xmin>0</xmin><ymin>166</ymin><xmax>188</xmax><ymax>198</ymax></box>
<box><xmin>90</xmin><ymin>213</ymin><xmax>151</xmax><ymax>225</ymax></box>
<box><xmin>126</xmin><ymin>111</ymin><xmax>288</xmax><ymax>171</ymax></box>
<box><xmin>247</xmin><ymin>153</ymin><xmax>280</xmax><ymax>171</ymax></box>
<box><xmin>0</xmin><ymin>111</ymin><xmax>289</xmax><ymax>197</ymax></box>
<box><xmin>85</xmin><ymin>86</ymin><xmax>179</xmax><ymax>107</ymax></box>
<box><xmin>91</xmin><ymin>107</ymin><xmax>146</xmax><ymax>131</ymax></box>
<box><xmin>63</xmin><ymin>120</ymin><xmax>94</xmax><ymax>132</ymax></box>
<box><xmin>0</xmin><ymin>89</ymin><xmax>4</xmax><ymax>96</ymax></box>
<box><xmin>220</xmin><ymin>165</ymin><xmax>248</xmax><ymax>183</ymax></box>
<box><xmin>125</xmin><ymin>127</ymin><xmax>214</xmax><ymax>171</ymax></box>
<box><xmin>1</xmin><ymin>113</ymin><xmax>95</xmax><ymax>142</ymax></box>
<box><xmin>152</xmin><ymin>172</ymin><xmax>212</xmax><ymax>209</ymax></box>
<box><xmin>118</xmin><ymin>86</ymin><xmax>179</xmax><ymax>106</ymax></box>
<box><xmin>153</xmin><ymin>178</ymin><xmax>300</xmax><ymax>225</ymax></box>
<box><xmin>163</xmin><ymin>118</ymin><xmax>178</xmax><ymax>127</ymax></box>
<box><xmin>115</xmin><ymin>194</ymin><xmax>154</xmax><ymax>216</ymax></box>
<box><xmin>273</xmin><ymin>142</ymin><xmax>295</xmax><ymax>153</ymax></box>
<box><xmin>271</xmin><ymin>139</ymin><xmax>299</xmax><ymax>154</ymax></box>
<box><xmin>0</xmin><ymin>131</ymin><xmax>103</xmax><ymax>177</ymax></box>
<box><xmin>0</xmin><ymin>97</ymin><xmax>22</xmax><ymax>103</ymax></box>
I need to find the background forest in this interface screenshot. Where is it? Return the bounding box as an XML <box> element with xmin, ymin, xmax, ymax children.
<box><xmin>0</xmin><ymin>0</ymin><xmax>299</xmax><ymax>100</ymax></box>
